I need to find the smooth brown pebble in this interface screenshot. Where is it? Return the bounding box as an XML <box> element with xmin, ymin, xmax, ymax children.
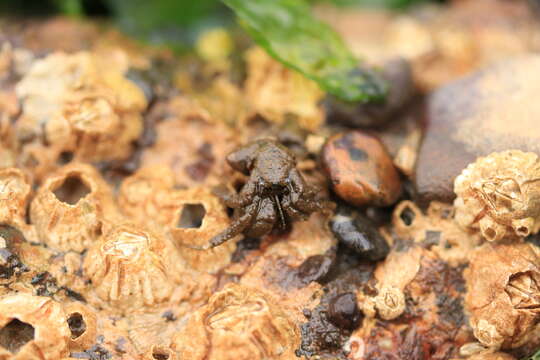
<box><xmin>322</xmin><ymin>131</ymin><xmax>402</xmax><ymax>207</ymax></box>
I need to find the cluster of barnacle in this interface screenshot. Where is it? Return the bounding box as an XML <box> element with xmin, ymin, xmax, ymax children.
<box><xmin>0</xmin><ymin>40</ymin><xmax>337</xmax><ymax>360</ymax></box>
<box><xmin>1</xmin><ymin>18</ymin><xmax>540</xmax><ymax>360</ymax></box>
<box><xmin>453</xmin><ymin>150</ymin><xmax>540</xmax><ymax>356</ymax></box>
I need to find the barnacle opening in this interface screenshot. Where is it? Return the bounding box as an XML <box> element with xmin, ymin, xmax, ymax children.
<box><xmin>399</xmin><ymin>205</ymin><xmax>416</xmax><ymax>226</ymax></box>
<box><xmin>53</xmin><ymin>175</ymin><xmax>92</xmax><ymax>205</ymax></box>
<box><xmin>67</xmin><ymin>312</ymin><xmax>86</xmax><ymax>339</ymax></box>
<box><xmin>152</xmin><ymin>346</ymin><xmax>170</xmax><ymax>360</ymax></box>
<box><xmin>0</xmin><ymin>319</ymin><xmax>35</xmax><ymax>354</ymax></box>
<box><xmin>177</xmin><ymin>204</ymin><xmax>206</xmax><ymax>229</ymax></box>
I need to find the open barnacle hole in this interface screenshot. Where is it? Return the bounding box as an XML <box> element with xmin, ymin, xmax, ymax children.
<box><xmin>0</xmin><ymin>168</ymin><xmax>32</xmax><ymax>227</ymax></box>
<box><xmin>146</xmin><ymin>345</ymin><xmax>177</xmax><ymax>360</ymax></box>
<box><xmin>0</xmin><ymin>294</ymin><xmax>70</xmax><ymax>359</ymax></box>
<box><xmin>170</xmin><ymin>187</ymin><xmax>237</xmax><ymax>273</ymax></box>
<box><xmin>83</xmin><ymin>223</ymin><xmax>180</xmax><ymax>314</ymax></box>
<box><xmin>0</xmin><ymin>319</ymin><xmax>35</xmax><ymax>354</ymax></box>
<box><xmin>30</xmin><ymin>163</ymin><xmax>118</xmax><ymax>252</ymax></box>
<box><xmin>64</xmin><ymin>302</ymin><xmax>97</xmax><ymax>352</ymax></box>
<box><xmin>392</xmin><ymin>200</ymin><xmax>427</xmax><ymax>241</ymax></box>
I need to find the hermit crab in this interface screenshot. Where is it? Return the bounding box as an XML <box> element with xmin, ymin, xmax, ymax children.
<box><xmin>191</xmin><ymin>138</ymin><xmax>329</xmax><ymax>249</ymax></box>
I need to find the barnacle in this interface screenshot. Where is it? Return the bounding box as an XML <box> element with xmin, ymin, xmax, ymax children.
<box><xmin>465</xmin><ymin>242</ymin><xmax>540</xmax><ymax>349</ymax></box>
<box><xmin>169</xmin><ymin>187</ymin><xmax>237</xmax><ymax>272</ymax></box>
<box><xmin>120</xmin><ymin>169</ymin><xmax>236</xmax><ymax>273</ymax></box>
<box><xmin>171</xmin><ymin>283</ymin><xmax>299</xmax><ymax>360</ymax></box>
<box><xmin>454</xmin><ymin>150</ymin><xmax>540</xmax><ymax>242</ymax></box>
<box><xmin>372</xmin><ymin>285</ymin><xmax>406</xmax><ymax>321</ymax></box>
<box><xmin>83</xmin><ymin>222</ymin><xmax>181</xmax><ymax>313</ymax></box>
<box><xmin>0</xmin><ymin>294</ymin><xmax>70</xmax><ymax>360</ymax></box>
<box><xmin>0</xmin><ymin>168</ymin><xmax>31</xmax><ymax>228</ymax></box>
<box><xmin>30</xmin><ymin>163</ymin><xmax>118</xmax><ymax>252</ymax></box>
<box><xmin>63</xmin><ymin>302</ymin><xmax>97</xmax><ymax>352</ymax></box>
<box><xmin>15</xmin><ymin>51</ymin><xmax>146</xmax><ymax>163</ymax></box>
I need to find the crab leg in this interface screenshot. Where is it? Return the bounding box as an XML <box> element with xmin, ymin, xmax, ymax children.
<box><xmin>184</xmin><ymin>196</ymin><xmax>261</xmax><ymax>250</ymax></box>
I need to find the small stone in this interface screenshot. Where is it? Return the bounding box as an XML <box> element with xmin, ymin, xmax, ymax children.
<box><xmin>415</xmin><ymin>55</ymin><xmax>540</xmax><ymax>205</ymax></box>
<box><xmin>330</xmin><ymin>205</ymin><xmax>389</xmax><ymax>261</ymax></box>
<box><xmin>327</xmin><ymin>292</ymin><xmax>362</xmax><ymax>331</ymax></box>
<box><xmin>322</xmin><ymin>131</ymin><xmax>402</xmax><ymax>207</ymax></box>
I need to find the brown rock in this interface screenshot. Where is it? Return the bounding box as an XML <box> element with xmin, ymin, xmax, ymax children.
<box><xmin>415</xmin><ymin>55</ymin><xmax>540</xmax><ymax>205</ymax></box>
<box><xmin>322</xmin><ymin>131</ymin><xmax>402</xmax><ymax>207</ymax></box>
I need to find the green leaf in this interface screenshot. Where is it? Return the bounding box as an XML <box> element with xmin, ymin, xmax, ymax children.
<box><xmin>104</xmin><ymin>0</ymin><xmax>229</xmax><ymax>51</ymax></box>
<box><xmin>55</xmin><ymin>0</ymin><xmax>83</xmax><ymax>17</ymax></box>
<box><xmin>223</xmin><ymin>0</ymin><xmax>387</xmax><ymax>102</ymax></box>
<box><xmin>309</xmin><ymin>0</ymin><xmax>429</xmax><ymax>9</ymax></box>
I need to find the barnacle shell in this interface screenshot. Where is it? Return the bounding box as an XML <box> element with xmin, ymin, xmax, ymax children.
<box><xmin>15</xmin><ymin>51</ymin><xmax>146</xmax><ymax>163</ymax></box>
<box><xmin>0</xmin><ymin>294</ymin><xmax>70</xmax><ymax>360</ymax></box>
<box><xmin>63</xmin><ymin>302</ymin><xmax>97</xmax><ymax>352</ymax></box>
<box><xmin>83</xmin><ymin>222</ymin><xmax>181</xmax><ymax>314</ymax></box>
<box><xmin>373</xmin><ymin>285</ymin><xmax>406</xmax><ymax>321</ymax></box>
<box><xmin>120</xmin><ymin>168</ymin><xmax>236</xmax><ymax>273</ymax></box>
<box><xmin>30</xmin><ymin>163</ymin><xmax>118</xmax><ymax>252</ymax></box>
<box><xmin>454</xmin><ymin>150</ymin><xmax>540</xmax><ymax>242</ymax></box>
<box><xmin>0</xmin><ymin>168</ymin><xmax>31</xmax><ymax>228</ymax></box>
<box><xmin>465</xmin><ymin>242</ymin><xmax>540</xmax><ymax>349</ymax></box>
<box><xmin>171</xmin><ymin>283</ymin><xmax>300</xmax><ymax>360</ymax></box>
<box><xmin>392</xmin><ymin>200</ymin><xmax>482</xmax><ymax>265</ymax></box>
<box><xmin>169</xmin><ymin>187</ymin><xmax>237</xmax><ymax>273</ymax></box>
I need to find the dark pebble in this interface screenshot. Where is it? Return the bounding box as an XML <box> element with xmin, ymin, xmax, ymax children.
<box><xmin>328</xmin><ymin>292</ymin><xmax>363</xmax><ymax>331</ymax></box>
<box><xmin>330</xmin><ymin>206</ymin><xmax>390</xmax><ymax>261</ymax></box>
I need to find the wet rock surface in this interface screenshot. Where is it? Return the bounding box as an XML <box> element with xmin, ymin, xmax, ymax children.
<box><xmin>322</xmin><ymin>130</ymin><xmax>402</xmax><ymax>207</ymax></box>
<box><xmin>415</xmin><ymin>55</ymin><xmax>540</xmax><ymax>205</ymax></box>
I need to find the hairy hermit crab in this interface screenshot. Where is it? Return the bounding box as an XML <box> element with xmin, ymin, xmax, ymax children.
<box><xmin>190</xmin><ymin>138</ymin><xmax>329</xmax><ymax>249</ymax></box>
<box><xmin>454</xmin><ymin>150</ymin><xmax>540</xmax><ymax>242</ymax></box>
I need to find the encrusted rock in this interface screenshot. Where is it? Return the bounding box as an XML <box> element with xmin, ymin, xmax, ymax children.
<box><xmin>465</xmin><ymin>242</ymin><xmax>540</xmax><ymax>349</ymax></box>
<box><xmin>30</xmin><ymin>163</ymin><xmax>118</xmax><ymax>252</ymax></box>
<box><xmin>171</xmin><ymin>283</ymin><xmax>299</xmax><ymax>360</ymax></box>
<box><xmin>392</xmin><ymin>200</ymin><xmax>482</xmax><ymax>265</ymax></box>
<box><xmin>83</xmin><ymin>222</ymin><xmax>181</xmax><ymax>314</ymax></box>
<box><xmin>322</xmin><ymin>130</ymin><xmax>402</xmax><ymax>207</ymax></box>
<box><xmin>454</xmin><ymin>150</ymin><xmax>540</xmax><ymax>242</ymax></box>
<box><xmin>0</xmin><ymin>294</ymin><xmax>70</xmax><ymax>360</ymax></box>
<box><xmin>415</xmin><ymin>56</ymin><xmax>540</xmax><ymax>205</ymax></box>
<box><xmin>0</xmin><ymin>168</ymin><xmax>31</xmax><ymax>228</ymax></box>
